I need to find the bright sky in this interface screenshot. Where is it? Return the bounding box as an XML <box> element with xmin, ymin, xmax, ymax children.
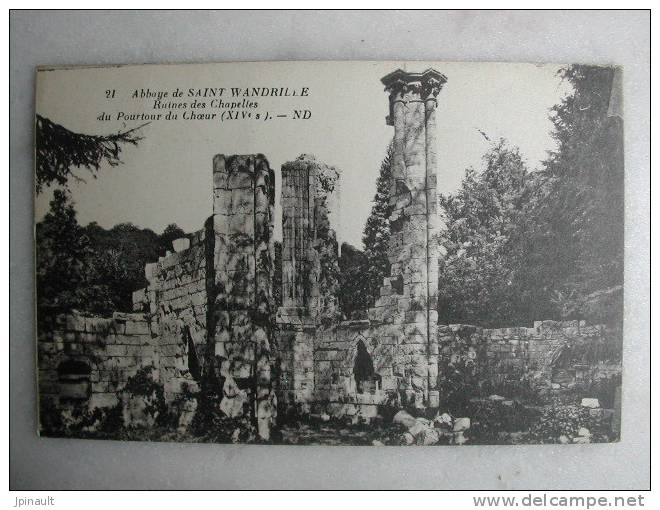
<box><xmin>35</xmin><ymin>61</ymin><xmax>571</xmax><ymax>249</ymax></box>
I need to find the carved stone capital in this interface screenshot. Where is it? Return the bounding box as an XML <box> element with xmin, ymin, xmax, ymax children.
<box><xmin>421</xmin><ymin>76</ymin><xmax>445</xmax><ymax>100</ymax></box>
<box><xmin>381</xmin><ymin>68</ymin><xmax>447</xmax><ymax>99</ymax></box>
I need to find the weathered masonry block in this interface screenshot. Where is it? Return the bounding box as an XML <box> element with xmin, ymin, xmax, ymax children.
<box><xmin>437</xmin><ymin>320</ymin><xmax>622</xmax><ymax>397</ymax></box>
<box><xmin>211</xmin><ymin>154</ymin><xmax>277</xmax><ymax>439</ymax></box>
<box><xmin>136</xmin><ymin>227</ymin><xmax>209</xmax><ymax>403</ymax></box>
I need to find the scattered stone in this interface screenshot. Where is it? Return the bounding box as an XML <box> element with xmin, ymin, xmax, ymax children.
<box><xmin>581</xmin><ymin>398</ymin><xmax>600</xmax><ymax>409</ymax></box>
<box><xmin>320</xmin><ymin>413</ymin><xmax>330</xmax><ymax>422</ymax></box>
<box><xmin>489</xmin><ymin>394</ymin><xmax>506</xmax><ymax>402</ymax></box>
<box><xmin>558</xmin><ymin>435</ymin><xmax>570</xmax><ymax>444</ymax></box>
<box><xmin>393</xmin><ymin>410</ymin><xmax>417</xmax><ymax>429</ymax></box>
<box><xmin>551</xmin><ymin>383</ymin><xmax>561</xmax><ymax>390</ymax></box>
<box><xmin>400</xmin><ymin>432</ymin><xmax>414</xmax><ymax>445</ymax></box>
<box><xmin>452</xmin><ymin>431</ymin><xmax>468</xmax><ymax>445</ymax></box>
<box><xmin>434</xmin><ymin>412</ymin><xmax>453</xmax><ymax>428</ymax></box>
<box><xmin>453</xmin><ymin>417</ymin><xmax>471</xmax><ymax>432</ymax></box>
<box><xmin>578</xmin><ymin>427</ymin><xmax>591</xmax><ymax>437</ymax></box>
<box><xmin>420</xmin><ymin>428</ymin><xmax>441</xmax><ymax>445</ymax></box>
<box><xmin>408</xmin><ymin>421</ymin><xmax>429</xmax><ymax>438</ymax></box>
<box><xmin>372</xmin><ymin>440</ymin><xmax>384</xmax><ymax>446</ymax></box>
<box><xmin>502</xmin><ymin>400</ymin><xmax>514</xmax><ymax>407</ymax></box>
<box><xmin>572</xmin><ymin>436</ymin><xmax>590</xmax><ymax>444</ymax></box>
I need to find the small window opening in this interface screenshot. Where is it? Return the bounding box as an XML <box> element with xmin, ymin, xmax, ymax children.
<box><xmin>57</xmin><ymin>359</ymin><xmax>91</xmax><ymax>403</ymax></box>
<box><xmin>353</xmin><ymin>340</ymin><xmax>381</xmax><ymax>394</ymax></box>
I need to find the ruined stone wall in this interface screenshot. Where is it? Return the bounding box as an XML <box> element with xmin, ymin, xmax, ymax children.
<box><xmin>39</xmin><ymin>153</ymin><xmax>278</xmax><ymax>438</ymax></box>
<box><xmin>132</xmin><ymin>226</ymin><xmax>210</xmax><ymax>402</ymax></box>
<box><xmin>437</xmin><ymin>320</ymin><xmax>622</xmax><ymax>396</ymax></box>
<box><xmin>311</xmin><ymin>324</ymin><xmax>385</xmax><ymax>421</ymax></box>
<box><xmin>307</xmin><ymin>318</ymin><xmax>621</xmax><ymax>419</ymax></box>
<box><xmin>38</xmin><ymin>311</ymin><xmax>155</xmax><ymax>412</ymax></box>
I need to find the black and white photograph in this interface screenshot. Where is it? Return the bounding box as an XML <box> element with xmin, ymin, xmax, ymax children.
<box><xmin>33</xmin><ymin>60</ymin><xmax>625</xmax><ymax>447</ymax></box>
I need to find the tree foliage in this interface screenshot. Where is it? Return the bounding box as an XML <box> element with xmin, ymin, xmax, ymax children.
<box><xmin>531</xmin><ymin>65</ymin><xmax>624</xmax><ymax>323</ymax></box>
<box><xmin>35</xmin><ymin>114</ymin><xmax>148</xmax><ymax>194</ymax></box>
<box><xmin>437</xmin><ymin>65</ymin><xmax>624</xmax><ymax>327</ymax></box>
<box><xmin>338</xmin><ymin>143</ymin><xmax>394</xmax><ymax>318</ymax></box>
<box><xmin>36</xmin><ymin>190</ymin><xmax>114</xmax><ymax>316</ymax></box>
<box><xmin>36</xmin><ymin>191</ymin><xmax>188</xmax><ymax>316</ymax></box>
<box><xmin>338</xmin><ymin>243</ymin><xmax>371</xmax><ymax>319</ymax></box>
<box><xmin>438</xmin><ymin>139</ymin><xmax>536</xmax><ymax>326</ymax></box>
<box><xmin>362</xmin><ymin>142</ymin><xmax>394</xmax><ymax>306</ymax></box>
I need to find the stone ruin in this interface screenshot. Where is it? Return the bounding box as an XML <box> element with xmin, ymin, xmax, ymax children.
<box><xmin>37</xmin><ymin>69</ymin><xmax>621</xmax><ymax>440</ymax></box>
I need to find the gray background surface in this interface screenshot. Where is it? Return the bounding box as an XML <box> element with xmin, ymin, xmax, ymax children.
<box><xmin>10</xmin><ymin>10</ymin><xmax>650</xmax><ymax>490</ymax></box>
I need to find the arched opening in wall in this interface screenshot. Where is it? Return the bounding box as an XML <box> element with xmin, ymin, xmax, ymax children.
<box><xmin>56</xmin><ymin>359</ymin><xmax>91</xmax><ymax>404</ymax></box>
<box><xmin>353</xmin><ymin>340</ymin><xmax>381</xmax><ymax>394</ymax></box>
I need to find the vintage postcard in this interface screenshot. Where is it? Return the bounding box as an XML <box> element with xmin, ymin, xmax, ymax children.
<box><xmin>35</xmin><ymin>61</ymin><xmax>623</xmax><ymax>445</ymax></box>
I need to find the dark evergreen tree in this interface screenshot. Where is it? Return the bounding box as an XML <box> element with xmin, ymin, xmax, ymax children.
<box><xmin>360</xmin><ymin>142</ymin><xmax>394</xmax><ymax>308</ymax></box>
<box><xmin>437</xmin><ymin>65</ymin><xmax>624</xmax><ymax>327</ymax></box>
<box><xmin>338</xmin><ymin>243</ymin><xmax>370</xmax><ymax>319</ymax></box>
<box><xmin>530</xmin><ymin>65</ymin><xmax>624</xmax><ymax>323</ymax></box>
<box><xmin>337</xmin><ymin>142</ymin><xmax>394</xmax><ymax>318</ymax></box>
<box><xmin>35</xmin><ymin>115</ymin><xmax>148</xmax><ymax>194</ymax></box>
<box><xmin>36</xmin><ymin>190</ymin><xmax>114</xmax><ymax>316</ymax></box>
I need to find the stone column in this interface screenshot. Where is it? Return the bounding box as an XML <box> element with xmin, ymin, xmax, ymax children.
<box><xmin>423</xmin><ymin>77</ymin><xmax>443</xmax><ymax>404</ymax></box>
<box><xmin>211</xmin><ymin>154</ymin><xmax>276</xmax><ymax>440</ymax></box>
<box><xmin>275</xmin><ymin>158</ymin><xmax>321</xmax><ymax>414</ymax></box>
<box><xmin>371</xmin><ymin>69</ymin><xmax>446</xmax><ymax>408</ymax></box>
<box><xmin>275</xmin><ymin>155</ymin><xmax>340</xmax><ymax>414</ymax></box>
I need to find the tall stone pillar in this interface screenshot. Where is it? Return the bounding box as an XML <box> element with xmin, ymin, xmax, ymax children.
<box><xmin>211</xmin><ymin>154</ymin><xmax>276</xmax><ymax>440</ymax></box>
<box><xmin>370</xmin><ymin>69</ymin><xmax>446</xmax><ymax>408</ymax></box>
<box><xmin>275</xmin><ymin>159</ymin><xmax>319</xmax><ymax>413</ymax></box>
<box><xmin>275</xmin><ymin>155</ymin><xmax>340</xmax><ymax>414</ymax></box>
